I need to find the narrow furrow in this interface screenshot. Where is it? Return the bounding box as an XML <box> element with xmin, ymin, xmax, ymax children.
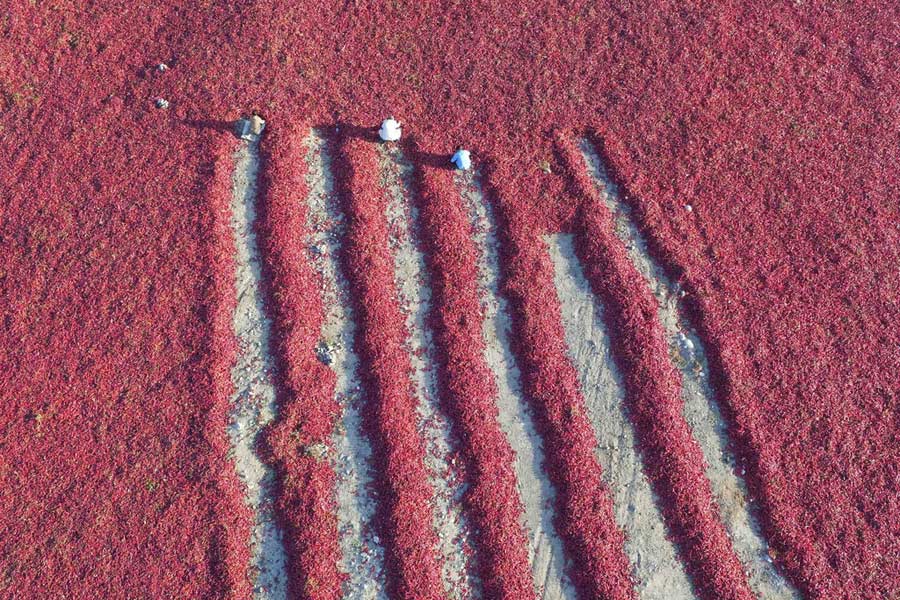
<box><xmin>405</xmin><ymin>156</ymin><xmax>536</xmax><ymax>598</ymax></box>
<box><xmin>303</xmin><ymin>130</ymin><xmax>388</xmax><ymax>600</ymax></box>
<box><xmin>254</xmin><ymin>124</ymin><xmax>343</xmax><ymax>599</ymax></box>
<box><xmin>379</xmin><ymin>145</ymin><xmax>478</xmax><ymax>599</ymax></box>
<box><xmin>575</xmin><ymin>136</ymin><xmax>800</xmax><ymax>600</ymax></box>
<box><xmin>227</xmin><ymin>128</ymin><xmax>289</xmax><ymax>599</ymax></box>
<box><xmin>546</xmin><ymin>233</ymin><xmax>694</xmax><ymax>599</ymax></box>
<box><xmin>455</xmin><ymin>168</ymin><xmax>577</xmax><ymax>600</ymax></box>
<box><xmin>554</xmin><ymin>134</ymin><xmax>754</xmax><ymax>600</ymax></box>
<box><xmin>206</xmin><ymin>132</ymin><xmax>255</xmax><ymax>599</ymax></box>
<box><xmin>331</xmin><ymin>134</ymin><xmax>444</xmax><ymax>599</ymax></box>
<box><xmin>483</xmin><ymin>165</ymin><xmax>636</xmax><ymax>600</ymax></box>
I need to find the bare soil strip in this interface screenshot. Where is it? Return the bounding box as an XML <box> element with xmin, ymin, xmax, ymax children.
<box><xmin>577</xmin><ymin>139</ymin><xmax>800</xmax><ymax>600</ymax></box>
<box><xmin>484</xmin><ymin>166</ymin><xmax>636</xmax><ymax>599</ymax></box>
<box><xmin>378</xmin><ymin>145</ymin><xmax>478</xmax><ymax>599</ymax></box>
<box><xmin>227</xmin><ymin>133</ymin><xmax>289</xmax><ymax>599</ymax></box>
<box><xmin>455</xmin><ymin>170</ymin><xmax>577</xmax><ymax>600</ymax></box>
<box><xmin>546</xmin><ymin>233</ymin><xmax>694</xmax><ymax>599</ymax></box>
<box><xmin>332</xmin><ymin>135</ymin><xmax>445</xmax><ymax>597</ymax></box>
<box><xmin>303</xmin><ymin>130</ymin><xmax>389</xmax><ymax>599</ymax></box>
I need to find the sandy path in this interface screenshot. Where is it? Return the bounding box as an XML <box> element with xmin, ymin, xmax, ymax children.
<box><xmin>303</xmin><ymin>130</ymin><xmax>390</xmax><ymax>599</ymax></box>
<box><xmin>227</xmin><ymin>132</ymin><xmax>289</xmax><ymax>599</ymax></box>
<box><xmin>576</xmin><ymin>139</ymin><xmax>799</xmax><ymax>600</ymax></box>
<box><xmin>455</xmin><ymin>170</ymin><xmax>577</xmax><ymax>600</ymax></box>
<box><xmin>547</xmin><ymin>233</ymin><xmax>694</xmax><ymax>598</ymax></box>
<box><xmin>379</xmin><ymin>145</ymin><xmax>478</xmax><ymax>599</ymax></box>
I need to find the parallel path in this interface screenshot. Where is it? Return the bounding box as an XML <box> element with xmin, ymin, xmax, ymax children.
<box><xmin>220</xmin><ymin>126</ymin><xmax>799</xmax><ymax>600</ymax></box>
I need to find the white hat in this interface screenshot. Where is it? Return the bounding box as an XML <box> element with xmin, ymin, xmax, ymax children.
<box><xmin>378</xmin><ymin>118</ymin><xmax>402</xmax><ymax>142</ymax></box>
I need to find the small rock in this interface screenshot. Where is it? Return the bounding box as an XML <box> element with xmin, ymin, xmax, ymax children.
<box><xmin>157</xmin><ymin>63</ymin><xmax>169</xmax><ymax>72</ymax></box>
<box><xmin>155</xmin><ymin>98</ymin><xmax>169</xmax><ymax>110</ymax></box>
<box><xmin>684</xmin><ymin>204</ymin><xmax>693</xmax><ymax>212</ymax></box>
<box><xmin>302</xmin><ymin>442</ymin><xmax>329</xmax><ymax>460</ymax></box>
<box><xmin>450</xmin><ymin>149</ymin><xmax>471</xmax><ymax>170</ymax></box>
<box><xmin>315</xmin><ymin>340</ymin><xmax>336</xmax><ymax>365</ymax></box>
<box><xmin>378</xmin><ymin>117</ymin><xmax>402</xmax><ymax>142</ymax></box>
<box><xmin>539</xmin><ymin>159</ymin><xmax>552</xmax><ymax>174</ymax></box>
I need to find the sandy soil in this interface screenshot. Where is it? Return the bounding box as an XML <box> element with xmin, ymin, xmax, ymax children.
<box><xmin>227</xmin><ymin>132</ymin><xmax>289</xmax><ymax>599</ymax></box>
<box><xmin>225</xmin><ymin>128</ymin><xmax>799</xmax><ymax>599</ymax></box>
<box><xmin>304</xmin><ymin>130</ymin><xmax>388</xmax><ymax>599</ymax></box>
<box><xmin>575</xmin><ymin>139</ymin><xmax>799</xmax><ymax>600</ymax></box>
<box><xmin>455</xmin><ymin>170</ymin><xmax>577</xmax><ymax>600</ymax></box>
<box><xmin>379</xmin><ymin>145</ymin><xmax>479</xmax><ymax>599</ymax></box>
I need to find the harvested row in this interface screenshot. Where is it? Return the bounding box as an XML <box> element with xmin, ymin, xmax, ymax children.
<box><xmin>254</xmin><ymin>125</ymin><xmax>344</xmax><ymax>599</ymax></box>
<box><xmin>575</xmin><ymin>137</ymin><xmax>800</xmax><ymax>600</ymax></box>
<box><xmin>303</xmin><ymin>130</ymin><xmax>388</xmax><ymax>599</ymax></box>
<box><xmin>555</xmin><ymin>134</ymin><xmax>754</xmax><ymax>600</ymax></box>
<box><xmin>330</xmin><ymin>134</ymin><xmax>445</xmax><ymax>598</ymax></box>
<box><xmin>456</xmin><ymin>170</ymin><xmax>577</xmax><ymax>600</ymax></box>
<box><xmin>240</xmin><ymin>127</ymin><xmax>791</xmax><ymax>600</ymax></box>
<box><xmin>205</xmin><ymin>131</ymin><xmax>256</xmax><ymax>599</ymax></box>
<box><xmin>546</xmin><ymin>232</ymin><xmax>695</xmax><ymax>598</ymax></box>
<box><xmin>483</xmin><ymin>165</ymin><xmax>636</xmax><ymax>599</ymax></box>
<box><xmin>226</xmin><ymin>129</ymin><xmax>289</xmax><ymax>598</ymax></box>
<box><xmin>406</xmin><ymin>152</ymin><xmax>536</xmax><ymax>598</ymax></box>
<box><xmin>378</xmin><ymin>145</ymin><xmax>478</xmax><ymax>599</ymax></box>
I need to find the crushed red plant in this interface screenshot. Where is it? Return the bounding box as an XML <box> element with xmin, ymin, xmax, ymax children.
<box><xmin>1</xmin><ymin>0</ymin><xmax>898</xmax><ymax>599</ymax></box>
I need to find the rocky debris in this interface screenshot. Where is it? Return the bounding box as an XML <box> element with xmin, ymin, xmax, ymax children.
<box><xmin>315</xmin><ymin>339</ymin><xmax>338</xmax><ymax>365</ymax></box>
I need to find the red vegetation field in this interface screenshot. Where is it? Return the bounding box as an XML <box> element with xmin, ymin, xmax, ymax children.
<box><xmin>1</xmin><ymin>0</ymin><xmax>897</xmax><ymax>598</ymax></box>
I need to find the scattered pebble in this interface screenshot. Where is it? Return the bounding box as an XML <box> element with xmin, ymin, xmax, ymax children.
<box><xmin>155</xmin><ymin>98</ymin><xmax>169</xmax><ymax>110</ymax></box>
<box><xmin>315</xmin><ymin>340</ymin><xmax>337</xmax><ymax>365</ymax></box>
<box><xmin>684</xmin><ymin>204</ymin><xmax>693</xmax><ymax>212</ymax></box>
<box><xmin>302</xmin><ymin>442</ymin><xmax>329</xmax><ymax>461</ymax></box>
<box><xmin>450</xmin><ymin>149</ymin><xmax>471</xmax><ymax>170</ymax></box>
<box><xmin>378</xmin><ymin>117</ymin><xmax>402</xmax><ymax>142</ymax></box>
